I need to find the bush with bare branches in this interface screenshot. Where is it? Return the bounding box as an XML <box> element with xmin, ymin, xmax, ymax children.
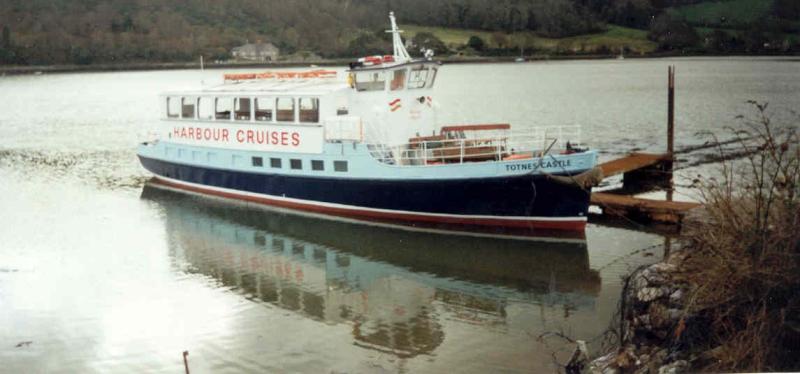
<box><xmin>680</xmin><ymin>101</ymin><xmax>800</xmax><ymax>371</ymax></box>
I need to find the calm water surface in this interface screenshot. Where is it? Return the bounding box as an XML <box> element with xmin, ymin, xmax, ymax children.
<box><xmin>0</xmin><ymin>57</ymin><xmax>797</xmax><ymax>372</ymax></box>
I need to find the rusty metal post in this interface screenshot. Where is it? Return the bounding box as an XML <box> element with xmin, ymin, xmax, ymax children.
<box><xmin>183</xmin><ymin>351</ymin><xmax>190</xmax><ymax>374</ymax></box>
<box><xmin>668</xmin><ymin>66</ymin><xmax>675</xmax><ymax>156</ymax></box>
<box><xmin>667</xmin><ymin>66</ymin><xmax>675</xmax><ymax>201</ymax></box>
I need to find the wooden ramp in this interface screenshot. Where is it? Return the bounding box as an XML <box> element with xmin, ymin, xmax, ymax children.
<box><xmin>591</xmin><ymin>192</ymin><xmax>701</xmax><ymax>224</ymax></box>
<box><xmin>598</xmin><ymin>153</ymin><xmax>671</xmax><ymax>177</ymax></box>
<box><xmin>590</xmin><ymin>152</ymin><xmax>700</xmax><ymax>224</ymax></box>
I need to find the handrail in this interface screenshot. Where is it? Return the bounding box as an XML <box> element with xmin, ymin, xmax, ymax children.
<box><xmin>224</xmin><ymin>69</ymin><xmax>337</xmax><ymax>82</ymax></box>
<box><xmin>368</xmin><ymin>125</ymin><xmax>582</xmax><ymax>166</ymax></box>
<box><xmin>440</xmin><ymin>123</ymin><xmax>511</xmax><ymax>132</ymax></box>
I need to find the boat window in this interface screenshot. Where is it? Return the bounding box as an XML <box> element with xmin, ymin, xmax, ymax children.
<box><xmin>235</xmin><ymin>97</ymin><xmax>251</xmax><ymax>121</ymax></box>
<box><xmin>334</xmin><ymin>161</ymin><xmax>348</xmax><ymax>172</ymax></box>
<box><xmin>167</xmin><ymin>97</ymin><xmax>180</xmax><ymax>118</ymax></box>
<box><xmin>427</xmin><ymin>66</ymin><xmax>438</xmax><ymax>88</ymax></box>
<box><xmin>408</xmin><ymin>66</ymin><xmax>429</xmax><ymax>89</ymax></box>
<box><xmin>181</xmin><ymin>97</ymin><xmax>195</xmax><ymax>119</ymax></box>
<box><xmin>270</xmin><ymin>158</ymin><xmax>282</xmax><ymax>168</ymax></box>
<box><xmin>252</xmin><ymin>156</ymin><xmax>263</xmax><ymax>167</ymax></box>
<box><xmin>390</xmin><ymin>69</ymin><xmax>406</xmax><ymax>91</ymax></box>
<box><xmin>299</xmin><ymin>98</ymin><xmax>319</xmax><ymax>123</ymax></box>
<box><xmin>197</xmin><ymin>97</ymin><xmax>214</xmax><ymax>120</ymax></box>
<box><xmin>290</xmin><ymin>159</ymin><xmax>302</xmax><ymax>170</ymax></box>
<box><xmin>215</xmin><ymin>97</ymin><xmax>233</xmax><ymax>120</ymax></box>
<box><xmin>311</xmin><ymin>160</ymin><xmax>324</xmax><ymax>171</ymax></box>
<box><xmin>354</xmin><ymin>71</ymin><xmax>385</xmax><ymax>92</ymax></box>
<box><xmin>255</xmin><ymin>97</ymin><xmax>273</xmax><ymax>122</ymax></box>
<box><xmin>276</xmin><ymin>98</ymin><xmax>295</xmax><ymax>122</ymax></box>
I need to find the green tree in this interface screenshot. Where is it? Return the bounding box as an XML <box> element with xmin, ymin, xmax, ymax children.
<box><xmin>2</xmin><ymin>26</ymin><xmax>9</xmax><ymax>49</ymax></box>
<box><xmin>411</xmin><ymin>32</ymin><xmax>449</xmax><ymax>55</ymax></box>
<box><xmin>648</xmin><ymin>14</ymin><xmax>700</xmax><ymax>51</ymax></box>
<box><xmin>610</xmin><ymin>0</ymin><xmax>655</xmax><ymax>29</ymax></box>
<box><xmin>467</xmin><ymin>35</ymin><xmax>486</xmax><ymax>51</ymax></box>
<box><xmin>346</xmin><ymin>33</ymin><xmax>391</xmax><ymax>57</ymax></box>
<box><xmin>774</xmin><ymin>0</ymin><xmax>800</xmax><ymax>20</ymax></box>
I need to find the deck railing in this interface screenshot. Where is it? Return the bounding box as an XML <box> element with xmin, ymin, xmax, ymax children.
<box><xmin>368</xmin><ymin>125</ymin><xmax>582</xmax><ymax>165</ymax></box>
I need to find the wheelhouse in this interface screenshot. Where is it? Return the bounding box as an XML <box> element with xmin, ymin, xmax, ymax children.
<box><xmin>350</xmin><ymin>61</ymin><xmax>440</xmax><ymax>92</ymax></box>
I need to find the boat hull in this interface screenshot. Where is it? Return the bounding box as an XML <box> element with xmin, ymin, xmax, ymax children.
<box><xmin>138</xmin><ymin>156</ymin><xmax>591</xmax><ymax>231</ymax></box>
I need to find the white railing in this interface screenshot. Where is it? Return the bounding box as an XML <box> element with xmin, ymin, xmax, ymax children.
<box><xmin>368</xmin><ymin>125</ymin><xmax>582</xmax><ymax>166</ymax></box>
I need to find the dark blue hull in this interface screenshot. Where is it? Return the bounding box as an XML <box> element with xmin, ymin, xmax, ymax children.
<box><xmin>138</xmin><ymin>156</ymin><xmax>591</xmax><ymax>229</ymax></box>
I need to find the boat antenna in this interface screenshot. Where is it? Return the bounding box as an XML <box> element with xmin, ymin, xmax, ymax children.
<box><xmin>199</xmin><ymin>55</ymin><xmax>205</xmax><ymax>86</ymax></box>
<box><xmin>386</xmin><ymin>12</ymin><xmax>411</xmax><ymax>62</ymax></box>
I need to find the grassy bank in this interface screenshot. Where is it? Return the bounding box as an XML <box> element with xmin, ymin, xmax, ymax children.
<box><xmin>404</xmin><ymin>24</ymin><xmax>658</xmax><ymax>55</ymax></box>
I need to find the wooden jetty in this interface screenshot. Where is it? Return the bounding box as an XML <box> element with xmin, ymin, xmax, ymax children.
<box><xmin>588</xmin><ymin>66</ymin><xmax>702</xmax><ymax>225</ymax></box>
<box><xmin>589</xmin><ymin>152</ymin><xmax>700</xmax><ymax>224</ymax></box>
<box><xmin>598</xmin><ymin>153</ymin><xmax>670</xmax><ymax>178</ymax></box>
<box><xmin>591</xmin><ymin>191</ymin><xmax>701</xmax><ymax>224</ymax></box>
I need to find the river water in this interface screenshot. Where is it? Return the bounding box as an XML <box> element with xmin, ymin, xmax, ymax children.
<box><xmin>0</xmin><ymin>57</ymin><xmax>797</xmax><ymax>373</ymax></box>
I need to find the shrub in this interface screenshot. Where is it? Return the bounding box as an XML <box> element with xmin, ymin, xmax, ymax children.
<box><xmin>467</xmin><ymin>35</ymin><xmax>486</xmax><ymax>51</ymax></box>
<box><xmin>648</xmin><ymin>14</ymin><xmax>700</xmax><ymax>51</ymax></box>
<box><xmin>681</xmin><ymin>102</ymin><xmax>800</xmax><ymax>371</ymax></box>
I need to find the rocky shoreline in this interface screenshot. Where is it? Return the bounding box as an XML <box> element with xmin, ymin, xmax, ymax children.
<box><xmin>567</xmin><ymin>247</ymin><xmax>696</xmax><ymax>374</ymax></box>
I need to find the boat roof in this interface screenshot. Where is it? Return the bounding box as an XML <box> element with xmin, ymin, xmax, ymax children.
<box><xmin>163</xmin><ymin>78</ymin><xmax>349</xmax><ymax>97</ymax></box>
<box><xmin>347</xmin><ymin>59</ymin><xmax>440</xmax><ymax>73</ymax></box>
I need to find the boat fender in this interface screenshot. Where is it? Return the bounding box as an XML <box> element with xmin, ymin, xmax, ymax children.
<box><xmin>546</xmin><ymin>166</ymin><xmax>604</xmax><ymax>190</ymax></box>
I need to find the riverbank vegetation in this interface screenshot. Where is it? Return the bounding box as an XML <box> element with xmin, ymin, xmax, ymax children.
<box><xmin>0</xmin><ymin>0</ymin><xmax>798</xmax><ymax>67</ymax></box>
<box><xmin>578</xmin><ymin>104</ymin><xmax>800</xmax><ymax>373</ymax></box>
<box><xmin>677</xmin><ymin>103</ymin><xmax>800</xmax><ymax>371</ymax></box>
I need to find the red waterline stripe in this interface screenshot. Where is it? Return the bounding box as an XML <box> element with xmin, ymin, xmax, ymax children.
<box><xmin>153</xmin><ymin>177</ymin><xmax>586</xmax><ymax>231</ymax></box>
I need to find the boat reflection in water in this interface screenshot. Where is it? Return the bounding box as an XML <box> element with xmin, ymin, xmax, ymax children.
<box><xmin>141</xmin><ymin>181</ymin><xmax>601</xmax><ymax>359</ymax></box>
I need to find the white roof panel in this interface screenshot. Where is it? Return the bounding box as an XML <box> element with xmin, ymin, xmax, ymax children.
<box><xmin>163</xmin><ymin>76</ymin><xmax>349</xmax><ymax>97</ymax></box>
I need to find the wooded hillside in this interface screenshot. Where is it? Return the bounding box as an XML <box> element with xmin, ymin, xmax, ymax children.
<box><xmin>0</xmin><ymin>0</ymin><xmax>796</xmax><ymax>65</ymax></box>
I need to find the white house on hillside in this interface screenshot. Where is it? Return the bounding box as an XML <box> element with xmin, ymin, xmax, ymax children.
<box><xmin>231</xmin><ymin>42</ymin><xmax>280</xmax><ymax>61</ymax></box>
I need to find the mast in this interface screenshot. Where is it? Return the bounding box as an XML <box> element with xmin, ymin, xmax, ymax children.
<box><xmin>386</xmin><ymin>12</ymin><xmax>411</xmax><ymax>62</ymax></box>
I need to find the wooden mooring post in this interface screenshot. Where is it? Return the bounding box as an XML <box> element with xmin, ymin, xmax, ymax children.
<box><xmin>590</xmin><ymin>65</ymin><xmax>700</xmax><ymax>224</ymax></box>
<box><xmin>667</xmin><ymin>65</ymin><xmax>675</xmax><ymax>201</ymax></box>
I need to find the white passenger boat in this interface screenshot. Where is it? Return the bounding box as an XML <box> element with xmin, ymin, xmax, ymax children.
<box><xmin>137</xmin><ymin>12</ymin><xmax>599</xmax><ymax>232</ymax></box>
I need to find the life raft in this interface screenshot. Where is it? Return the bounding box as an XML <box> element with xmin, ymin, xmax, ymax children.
<box><xmin>358</xmin><ymin>55</ymin><xmax>395</xmax><ymax>66</ymax></box>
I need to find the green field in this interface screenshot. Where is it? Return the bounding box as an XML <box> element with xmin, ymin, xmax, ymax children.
<box><xmin>668</xmin><ymin>0</ymin><xmax>774</xmax><ymax>28</ymax></box>
<box><xmin>403</xmin><ymin>24</ymin><xmax>657</xmax><ymax>55</ymax></box>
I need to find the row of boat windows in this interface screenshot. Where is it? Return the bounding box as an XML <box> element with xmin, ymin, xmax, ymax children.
<box><xmin>167</xmin><ymin>97</ymin><xmax>320</xmax><ymax>123</ymax></box>
<box><xmin>168</xmin><ymin>148</ymin><xmax>348</xmax><ymax>172</ymax></box>
<box><xmin>352</xmin><ymin>65</ymin><xmax>438</xmax><ymax>92</ymax></box>
<box><xmin>252</xmin><ymin>157</ymin><xmax>348</xmax><ymax>172</ymax></box>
